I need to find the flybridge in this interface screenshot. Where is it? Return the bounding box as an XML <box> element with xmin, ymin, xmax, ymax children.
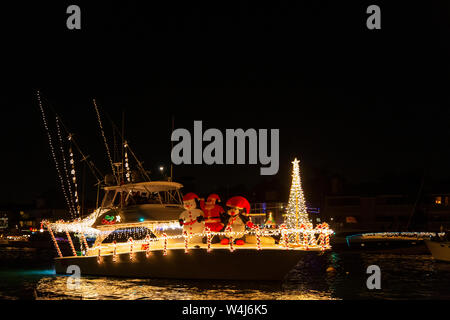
<box><xmin>171</xmin><ymin>121</ymin><xmax>279</xmax><ymax>175</ymax></box>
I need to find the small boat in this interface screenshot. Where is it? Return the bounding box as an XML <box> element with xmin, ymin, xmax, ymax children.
<box><xmin>345</xmin><ymin>232</ymin><xmax>437</xmax><ymax>253</ymax></box>
<box><xmin>425</xmin><ymin>238</ymin><xmax>450</xmax><ymax>262</ymax></box>
<box><xmin>0</xmin><ymin>235</ymin><xmax>30</xmax><ymax>248</ymax></box>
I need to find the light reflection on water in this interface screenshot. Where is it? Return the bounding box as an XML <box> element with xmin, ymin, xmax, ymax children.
<box><xmin>2</xmin><ymin>247</ymin><xmax>450</xmax><ymax>300</ymax></box>
<box><xmin>35</xmin><ymin>277</ymin><xmax>335</xmax><ymax>300</ymax></box>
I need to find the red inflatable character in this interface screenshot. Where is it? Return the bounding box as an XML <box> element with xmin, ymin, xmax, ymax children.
<box><xmin>199</xmin><ymin>194</ymin><xmax>225</xmax><ymax>233</ymax></box>
<box><xmin>221</xmin><ymin>196</ymin><xmax>256</xmax><ymax>246</ymax></box>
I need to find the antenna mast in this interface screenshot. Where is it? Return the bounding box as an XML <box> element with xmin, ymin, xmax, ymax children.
<box><xmin>170</xmin><ymin>116</ymin><xmax>174</xmax><ymax>182</ymax></box>
<box><xmin>122</xmin><ymin>110</ymin><xmax>125</xmax><ymax>183</ymax></box>
<box><xmin>94</xmin><ymin>101</ymin><xmax>151</xmax><ymax>182</ymax></box>
<box><xmin>93</xmin><ymin>99</ymin><xmax>118</xmax><ymax>184</ymax></box>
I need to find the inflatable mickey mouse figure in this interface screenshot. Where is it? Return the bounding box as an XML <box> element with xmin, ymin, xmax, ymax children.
<box><xmin>220</xmin><ymin>196</ymin><xmax>256</xmax><ymax>245</ymax></box>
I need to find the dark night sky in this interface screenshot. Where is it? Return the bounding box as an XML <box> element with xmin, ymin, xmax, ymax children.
<box><xmin>1</xmin><ymin>1</ymin><xmax>450</xmax><ymax>205</ymax></box>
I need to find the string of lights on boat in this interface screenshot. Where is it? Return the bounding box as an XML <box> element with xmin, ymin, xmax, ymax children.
<box><xmin>43</xmin><ymin>219</ymin><xmax>334</xmax><ymax>238</ymax></box>
<box><xmin>359</xmin><ymin>232</ymin><xmax>444</xmax><ymax>238</ymax></box>
<box><xmin>37</xmin><ymin>91</ymin><xmax>75</xmax><ymax>220</ymax></box>
<box><xmin>41</xmin><ymin>216</ymin><xmax>334</xmax><ymax>260</ymax></box>
<box><xmin>55</xmin><ymin>116</ymin><xmax>77</xmax><ymax>217</ymax></box>
<box><xmin>85</xmin><ymin>226</ymin><xmax>334</xmax><ymax>258</ymax></box>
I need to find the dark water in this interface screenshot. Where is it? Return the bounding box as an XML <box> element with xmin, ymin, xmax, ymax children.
<box><xmin>1</xmin><ymin>246</ymin><xmax>450</xmax><ymax>300</ymax></box>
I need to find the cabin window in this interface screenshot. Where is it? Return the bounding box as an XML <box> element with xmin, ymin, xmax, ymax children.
<box><xmin>113</xmin><ymin>192</ymin><xmax>126</xmax><ymax>206</ymax></box>
<box><xmin>435</xmin><ymin>196</ymin><xmax>442</xmax><ymax>205</ymax></box>
<box><xmin>102</xmin><ymin>191</ymin><xmax>116</xmax><ymax>208</ymax></box>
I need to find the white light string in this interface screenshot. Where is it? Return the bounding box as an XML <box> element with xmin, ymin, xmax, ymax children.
<box><xmin>93</xmin><ymin>99</ymin><xmax>116</xmax><ymax>182</ymax></box>
<box><xmin>37</xmin><ymin>91</ymin><xmax>73</xmax><ymax>217</ymax></box>
<box><xmin>124</xmin><ymin>141</ymin><xmax>131</xmax><ymax>183</ymax></box>
<box><xmin>68</xmin><ymin>134</ymin><xmax>80</xmax><ymax>217</ymax></box>
<box><xmin>55</xmin><ymin>117</ymin><xmax>76</xmax><ymax>219</ymax></box>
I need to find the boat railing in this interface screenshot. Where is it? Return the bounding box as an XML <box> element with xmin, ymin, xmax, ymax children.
<box><xmin>49</xmin><ymin>224</ymin><xmax>334</xmax><ymax>259</ymax></box>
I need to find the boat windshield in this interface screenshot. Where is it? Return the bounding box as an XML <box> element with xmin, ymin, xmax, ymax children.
<box><xmin>101</xmin><ymin>181</ymin><xmax>183</xmax><ymax>208</ymax></box>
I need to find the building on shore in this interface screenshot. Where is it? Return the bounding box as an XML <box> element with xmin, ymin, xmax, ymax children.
<box><xmin>322</xmin><ymin>192</ymin><xmax>450</xmax><ymax>232</ymax></box>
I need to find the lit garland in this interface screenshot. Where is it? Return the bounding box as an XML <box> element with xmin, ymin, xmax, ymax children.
<box><xmin>37</xmin><ymin>91</ymin><xmax>73</xmax><ymax>218</ymax></box>
<box><xmin>145</xmin><ymin>235</ymin><xmax>151</xmax><ymax>258</ymax></box>
<box><xmin>46</xmin><ymin>222</ymin><xmax>332</xmax><ymax>247</ymax></box>
<box><xmin>360</xmin><ymin>232</ymin><xmax>441</xmax><ymax>239</ymax></box>
<box><xmin>93</xmin><ymin>99</ymin><xmax>116</xmax><ymax>181</ymax></box>
<box><xmin>163</xmin><ymin>233</ymin><xmax>168</xmax><ymax>256</ymax></box>
<box><xmin>206</xmin><ymin>227</ymin><xmax>212</xmax><ymax>253</ymax></box>
<box><xmin>280</xmin><ymin>224</ymin><xmax>289</xmax><ymax>249</ymax></box>
<box><xmin>322</xmin><ymin>223</ymin><xmax>330</xmax><ymax>249</ymax></box>
<box><xmin>66</xmin><ymin>231</ymin><xmax>77</xmax><ymax>256</ymax></box>
<box><xmin>49</xmin><ymin>225</ymin><xmax>334</xmax><ymax>259</ymax></box>
<box><xmin>301</xmin><ymin>224</ymin><xmax>308</xmax><ymax>248</ymax></box>
<box><xmin>226</xmin><ymin>225</ymin><xmax>234</xmax><ymax>252</ymax></box>
<box><xmin>124</xmin><ymin>141</ymin><xmax>131</xmax><ymax>183</ymax></box>
<box><xmin>80</xmin><ymin>233</ymin><xmax>90</xmax><ymax>254</ymax></box>
<box><xmin>45</xmin><ymin>222</ymin><xmax>62</xmax><ymax>258</ymax></box>
<box><xmin>154</xmin><ymin>222</ymin><xmax>183</xmax><ymax>232</ymax></box>
<box><xmin>55</xmin><ymin>117</ymin><xmax>76</xmax><ymax>218</ymax></box>
<box><xmin>187</xmin><ymin>211</ymin><xmax>194</xmax><ymax>237</ymax></box>
<box><xmin>184</xmin><ymin>231</ymin><xmax>189</xmax><ymax>254</ymax></box>
<box><xmin>317</xmin><ymin>224</ymin><xmax>325</xmax><ymax>250</ymax></box>
<box><xmin>256</xmin><ymin>225</ymin><xmax>261</xmax><ymax>250</ymax></box>
<box><xmin>224</xmin><ymin>216</ymin><xmax>237</xmax><ymax>252</ymax></box>
<box><xmin>44</xmin><ymin>214</ymin><xmax>334</xmax><ymax>259</ymax></box>
<box><xmin>44</xmin><ymin>214</ymin><xmax>182</xmax><ymax>236</ymax></box>
<box><xmin>43</xmin><ymin>208</ymin><xmax>116</xmax><ymax>236</ymax></box>
<box><xmin>307</xmin><ymin>222</ymin><xmax>317</xmax><ymax>247</ymax></box>
<box><xmin>128</xmin><ymin>237</ymin><xmax>134</xmax><ymax>261</ymax></box>
<box><xmin>68</xmin><ymin>135</ymin><xmax>80</xmax><ymax>217</ymax></box>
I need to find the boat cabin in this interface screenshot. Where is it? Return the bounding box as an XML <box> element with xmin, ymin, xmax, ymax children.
<box><xmin>101</xmin><ymin>181</ymin><xmax>184</xmax><ymax>208</ymax></box>
<box><xmin>92</xmin><ymin>181</ymin><xmax>185</xmax><ymax>230</ymax></box>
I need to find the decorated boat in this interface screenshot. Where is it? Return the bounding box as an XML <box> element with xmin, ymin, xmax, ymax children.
<box><xmin>345</xmin><ymin>232</ymin><xmax>439</xmax><ymax>251</ymax></box>
<box><xmin>37</xmin><ymin>94</ymin><xmax>333</xmax><ymax>280</ymax></box>
<box><xmin>42</xmin><ymin>160</ymin><xmax>333</xmax><ymax>281</ymax></box>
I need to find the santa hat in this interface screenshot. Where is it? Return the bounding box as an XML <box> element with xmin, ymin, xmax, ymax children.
<box><xmin>207</xmin><ymin>194</ymin><xmax>221</xmax><ymax>202</ymax></box>
<box><xmin>183</xmin><ymin>192</ymin><xmax>199</xmax><ymax>201</ymax></box>
<box><xmin>226</xmin><ymin>196</ymin><xmax>251</xmax><ymax>215</ymax></box>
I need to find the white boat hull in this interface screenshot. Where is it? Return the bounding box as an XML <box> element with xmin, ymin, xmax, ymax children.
<box><xmin>54</xmin><ymin>247</ymin><xmax>322</xmax><ymax>281</ymax></box>
<box><xmin>425</xmin><ymin>240</ymin><xmax>450</xmax><ymax>262</ymax></box>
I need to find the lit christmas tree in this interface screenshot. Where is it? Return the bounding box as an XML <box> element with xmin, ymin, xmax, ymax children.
<box><xmin>265</xmin><ymin>212</ymin><xmax>277</xmax><ymax>228</ymax></box>
<box><xmin>285</xmin><ymin>158</ymin><xmax>310</xmax><ymax>230</ymax></box>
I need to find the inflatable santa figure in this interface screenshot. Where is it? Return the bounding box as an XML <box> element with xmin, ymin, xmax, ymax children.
<box><xmin>179</xmin><ymin>192</ymin><xmax>204</xmax><ymax>243</ymax></box>
<box><xmin>199</xmin><ymin>194</ymin><xmax>225</xmax><ymax>232</ymax></box>
<box><xmin>221</xmin><ymin>196</ymin><xmax>256</xmax><ymax>245</ymax></box>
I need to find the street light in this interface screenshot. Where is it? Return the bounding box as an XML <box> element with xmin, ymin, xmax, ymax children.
<box><xmin>159</xmin><ymin>166</ymin><xmax>165</xmax><ymax>180</ymax></box>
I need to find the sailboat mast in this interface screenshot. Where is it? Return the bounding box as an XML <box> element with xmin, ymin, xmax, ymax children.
<box><xmin>122</xmin><ymin>110</ymin><xmax>125</xmax><ymax>183</ymax></box>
